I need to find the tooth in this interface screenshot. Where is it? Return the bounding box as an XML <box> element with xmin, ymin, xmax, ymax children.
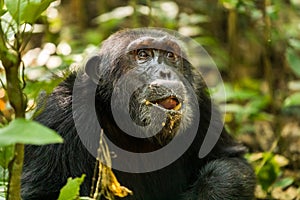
<box><xmin>173</xmin><ymin>103</ymin><xmax>182</xmax><ymax>111</ymax></box>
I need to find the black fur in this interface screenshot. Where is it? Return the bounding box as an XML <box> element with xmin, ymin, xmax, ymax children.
<box><xmin>21</xmin><ymin>29</ymin><xmax>255</xmax><ymax>200</ymax></box>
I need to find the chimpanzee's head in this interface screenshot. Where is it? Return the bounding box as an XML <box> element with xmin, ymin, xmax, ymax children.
<box><xmin>85</xmin><ymin>29</ymin><xmax>202</xmax><ymax>147</ymax></box>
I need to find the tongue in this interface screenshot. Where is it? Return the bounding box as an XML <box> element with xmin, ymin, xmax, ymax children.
<box><xmin>157</xmin><ymin>97</ymin><xmax>178</xmax><ymax>110</ymax></box>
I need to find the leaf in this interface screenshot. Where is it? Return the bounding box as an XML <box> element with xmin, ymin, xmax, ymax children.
<box><xmin>24</xmin><ymin>78</ymin><xmax>63</xmax><ymax>100</ymax></box>
<box><xmin>4</xmin><ymin>0</ymin><xmax>26</xmax><ymax>23</ymax></box>
<box><xmin>20</xmin><ymin>0</ymin><xmax>55</xmax><ymax>24</ymax></box>
<box><xmin>58</xmin><ymin>175</ymin><xmax>85</xmax><ymax>200</ymax></box>
<box><xmin>0</xmin><ymin>165</ymin><xmax>9</xmax><ymax>182</ymax></box>
<box><xmin>273</xmin><ymin>177</ymin><xmax>294</xmax><ymax>189</ymax></box>
<box><xmin>0</xmin><ymin>9</ymin><xmax>7</xmax><ymax>17</ymax></box>
<box><xmin>283</xmin><ymin>92</ymin><xmax>300</xmax><ymax>107</ymax></box>
<box><xmin>224</xmin><ymin>84</ymin><xmax>259</xmax><ymax>101</ymax></box>
<box><xmin>289</xmin><ymin>38</ymin><xmax>300</xmax><ymax>50</ymax></box>
<box><xmin>0</xmin><ymin>118</ymin><xmax>63</xmax><ymax>147</ymax></box>
<box><xmin>4</xmin><ymin>0</ymin><xmax>55</xmax><ymax>24</ymax></box>
<box><xmin>286</xmin><ymin>48</ymin><xmax>300</xmax><ymax>77</ymax></box>
<box><xmin>0</xmin><ymin>145</ymin><xmax>14</xmax><ymax>168</ymax></box>
<box><xmin>274</xmin><ymin>154</ymin><xmax>289</xmax><ymax>167</ymax></box>
<box><xmin>256</xmin><ymin>153</ymin><xmax>281</xmax><ymax>191</ymax></box>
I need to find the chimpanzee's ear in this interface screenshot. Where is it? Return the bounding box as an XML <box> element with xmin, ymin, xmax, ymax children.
<box><xmin>85</xmin><ymin>55</ymin><xmax>101</xmax><ymax>83</ymax></box>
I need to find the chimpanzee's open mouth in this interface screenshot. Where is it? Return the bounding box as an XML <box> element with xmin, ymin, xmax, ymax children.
<box><xmin>128</xmin><ymin>83</ymin><xmax>185</xmax><ymax>130</ymax></box>
<box><xmin>144</xmin><ymin>96</ymin><xmax>182</xmax><ymax>112</ymax></box>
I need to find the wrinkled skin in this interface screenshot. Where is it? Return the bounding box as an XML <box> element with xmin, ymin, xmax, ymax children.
<box><xmin>21</xmin><ymin>29</ymin><xmax>256</xmax><ymax>200</ymax></box>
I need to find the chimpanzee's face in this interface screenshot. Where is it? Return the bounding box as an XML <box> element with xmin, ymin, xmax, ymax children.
<box><xmin>113</xmin><ymin>36</ymin><xmax>195</xmax><ymax>145</ymax></box>
<box><xmin>85</xmin><ymin>32</ymin><xmax>198</xmax><ymax>147</ymax></box>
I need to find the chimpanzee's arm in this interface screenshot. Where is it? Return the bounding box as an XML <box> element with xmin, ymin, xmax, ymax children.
<box><xmin>182</xmin><ymin>157</ymin><xmax>256</xmax><ymax>200</ymax></box>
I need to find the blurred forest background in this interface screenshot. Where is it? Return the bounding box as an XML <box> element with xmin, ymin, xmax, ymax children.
<box><xmin>0</xmin><ymin>0</ymin><xmax>300</xmax><ymax>199</ymax></box>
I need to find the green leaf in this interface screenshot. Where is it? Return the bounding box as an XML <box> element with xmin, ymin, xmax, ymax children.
<box><xmin>274</xmin><ymin>177</ymin><xmax>294</xmax><ymax>189</ymax></box>
<box><xmin>4</xmin><ymin>0</ymin><xmax>24</xmax><ymax>23</ymax></box>
<box><xmin>0</xmin><ymin>165</ymin><xmax>9</xmax><ymax>182</ymax></box>
<box><xmin>286</xmin><ymin>48</ymin><xmax>300</xmax><ymax>77</ymax></box>
<box><xmin>21</xmin><ymin>0</ymin><xmax>55</xmax><ymax>24</ymax></box>
<box><xmin>224</xmin><ymin>84</ymin><xmax>259</xmax><ymax>101</ymax></box>
<box><xmin>0</xmin><ymin>145</ymin><xmax>14</xmax><ymax>168</ymax></box>
<box><xmin>283</xmin><ymin>92</ymin><xmax>300</xmax><ymax>107</ymax></box>
<box><xmin>24</xmin><ymin>78</ymin><xmax>63</xmax><ymax>100</ymax></box>
<box><xmin>4</xmin><ymin>0</ymin><xmax>55</xmax><ymax>24</ymax></box>
<box><xmin>0</xmin><ymin>8</ymin><xmax>6</xmax><ymax>17</ymax></box>
<box><xmin>256</xmin><ymin>153</ymin><xmax>281</xmax><ymax>191</ymax></box>
<box><xmin>242</xmin><ymin>96</ymin><xmax>271</xmax><ymax>117</ymax></box>
<box><xmin>0</xmin><ymin>118</ymin><xmax>63</xmax><ymax>147</ymax></box>
<box><xmin>289</xmin><ymin>38</ymin><xmax>300</xmax><ymax>50</ymax></box>
<box><xmin>58</xmin><ymin>175</ymin><xmax>85</xmax><ymax>200</ymax></box>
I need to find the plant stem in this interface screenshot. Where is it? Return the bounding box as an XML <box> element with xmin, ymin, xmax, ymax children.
<box><xmin>227</xmin><ymin>7</ymin><xmax>238</xmax><ymax>80</ymax></box>
<box><xmin>3</xmin><ymin>52</ymin><xmax>25</xmax><ymax>200</ymax></box>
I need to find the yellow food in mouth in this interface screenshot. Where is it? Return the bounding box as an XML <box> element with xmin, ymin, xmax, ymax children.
<box><xmin>173</xmin><ymin>102</ymin><xmax>182</xmax><ymax>111</ymax></box>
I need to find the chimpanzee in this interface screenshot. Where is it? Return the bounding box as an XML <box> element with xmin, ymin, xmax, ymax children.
<box><xmin>21</xmin><ymin>28</ymin><xmax>256</xmax><ymax>200</ymax></box>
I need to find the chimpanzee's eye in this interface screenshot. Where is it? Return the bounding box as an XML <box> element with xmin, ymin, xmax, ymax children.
<box><xmin>166</xmin><ymin>51</ymin><xmax>178</xmax><ymax>61</ymax></box>
<box><xmin>136</xmin><ymin>49</ymin><xmax>151</xmax><ymax>61</ymax></box>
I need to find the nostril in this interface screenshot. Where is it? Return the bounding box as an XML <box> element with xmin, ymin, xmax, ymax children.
<box><xmin>160</xmin><ymin>70</ymin><xmax>171</xmax><ymax>79</ymax></box>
